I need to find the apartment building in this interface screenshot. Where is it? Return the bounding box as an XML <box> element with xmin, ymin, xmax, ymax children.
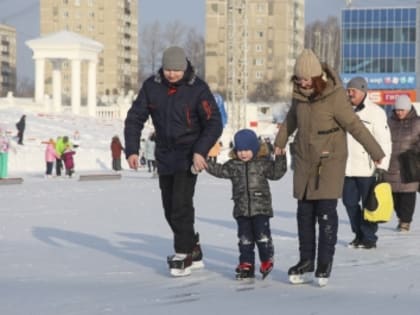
<box><xmin>205</xmin><ymin>0</ymin><xmax>304</xmax><ymax>99</ymax></box>
<box><xmin>0</xmin><ymin>24</ymin><xmax>17</xmax><ymax>97</ymax></box>
<box><xmin>205</xmin><ymin>0</ymin><xmax>304</xmax><ymax>129</ymax></box>
<box><xmin>40</xmin><ymin>0</ymin><xmax>138</xmax><ymax>102</ymax></box>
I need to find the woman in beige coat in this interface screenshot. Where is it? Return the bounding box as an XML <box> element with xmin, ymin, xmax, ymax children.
<box><xmin>274</xmin><ymin>49</ymin><xmax>385</xmax><ymax>286</ymax></box>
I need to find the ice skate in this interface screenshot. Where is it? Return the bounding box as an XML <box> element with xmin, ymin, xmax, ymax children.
<box><xmin>288</xmin><ymin>260</ymin><xmax>314</xmax><ymax>284</ymax></box>
<box><xmin>315</xmin><ymin>261</ymin><xmax>332</xmax><ymax>287</ymax></box>
<box><xmin>191</xmin><ymin>232</ymin><xmax>205</xmax><ymax>270</ymax></box>
<box><xmin>260</xmin><ymin>260</ymin><xmax>273</xmax><ymax>280</ymax></box>
<box><xmin>167</xmin><ymin>253</ymin><xmax>192</xmax><ymax>277</ymax></box>
<box><xmin>235</xmin><ymin>262</ymin><xmax>255</xmax><ymax>280</ymax></box>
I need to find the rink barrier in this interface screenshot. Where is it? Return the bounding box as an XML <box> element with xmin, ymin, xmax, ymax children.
<box><xmin>0</xmin><ymin>177</ymin><xmax>24</xmax><ymax>185</ymax></box>
<box><xmin>78</xmin><ymin>173</ymin><xmax>122</xmax><ymax>181</ymax></box>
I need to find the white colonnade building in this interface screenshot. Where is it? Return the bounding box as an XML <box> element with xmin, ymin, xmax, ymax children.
<box><xmin>26</xmin><ymin>30</ymin><xmax>103</xmax><ymax>116</ymax></box>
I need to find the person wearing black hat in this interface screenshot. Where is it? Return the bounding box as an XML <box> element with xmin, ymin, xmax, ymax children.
<box><xmin>206</xmin><ymin>129</ymin><xmax>287</xmax><ymax>280</ymax></box>
<box><xmin>274</xmin><ymin>49</ymin><xmax>385</xmax><ymax>286</ymax></box>
<box><xmin>343</xmin><ymin>76</ymin><xmax>391</xmax><ymax>249</ymax></box>
<box><xmin>124</xmin><ymin>46</ymin><xmax>223</xmax><ymax>277</ymax></box>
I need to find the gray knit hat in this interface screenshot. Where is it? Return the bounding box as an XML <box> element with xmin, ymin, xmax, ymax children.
<box><xmin>162</xmin><ymin>46</ymin><xmax>187</xmax><ymax>71</ymax></box>
<box><xmin>347</xmin><ymin>76</ymin><xmax>368</xmax><ymax>93</ymax></box>
<box><xmin>294</xmin><ymin>49</ymin><xmax>323</xmax><ymax>79</ymax></box>
<box><xmin>394</xmin><ymin>95</ymin><xmax>412</xmax><ymax>110</ymax></box>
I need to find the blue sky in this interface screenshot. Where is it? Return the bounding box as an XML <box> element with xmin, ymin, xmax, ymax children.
<box><xmin>0</xmin><ymin>0</ymin><xmax>415</xmax><ymax>82</ymax></box>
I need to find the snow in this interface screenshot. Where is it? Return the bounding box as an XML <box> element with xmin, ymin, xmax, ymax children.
<box><xmin>0</xmin><ymin>104</ymin><xmax>419</xmax><ymax>315</ymax></box>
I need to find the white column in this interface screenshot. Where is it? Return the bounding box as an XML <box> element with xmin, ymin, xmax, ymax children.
<box><xmin>34</xmin><ymin>58</ymin><xmax>45</xmax><ymax>103</ymax></box>
<box><xmin>51</xmin><ymin>59</ymin><xmax>63</xmax><ymax>113</ymax></box>
<box><xmin>87</xmin><ymin>61</ymin><xmax>97</xmax><ymax>117</ymax></box>
<box><xmin>71</xmin><ymin>59</ymin><xmax>81</xmax><ymax>115</ymax></box>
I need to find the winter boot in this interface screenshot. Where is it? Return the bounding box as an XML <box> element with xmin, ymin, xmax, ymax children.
<box><xmin>397</xmin><ymin>221</ymin><xmax>410</xmax><ymax>232</ymax></box>
<box><xmin>288</xmin><ymin>259</ymin><xmax>314</xmax><ymax>284</ymax></box>
<box><xmin>260</xmin><ymin>260</ymin><xmax>273</xmax><ymax>280</ymax></box>
<box><xmin>235</xmin><ymin>262</ymin><xmax>255</xmax><ymax>280</ymax></box>
<box><xmin>167</xmin><ymin>253</ymin><xmax>192</xmax><ymax>277</ymax></box>
<box><xmin>347</xmin><ymin>236</ymin><xmax>360</xmax><ymax>248</ymax></box>
<box><xmin>191</xmin><ymin>233</ymin><xmax>205</xmax><ymax>269</ymax></box>
<box><xmin>315</xmin><ymin>261</ymin><xmax>332</xmax><ymax>287</ymax></box>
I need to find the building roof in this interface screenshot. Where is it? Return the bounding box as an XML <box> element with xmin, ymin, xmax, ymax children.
<box><xmin>26</xmin><ymin>30</ymin><xmax>103</xmax><ymax>61</ymax></box>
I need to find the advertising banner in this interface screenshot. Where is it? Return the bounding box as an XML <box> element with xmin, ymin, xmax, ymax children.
<box><xmin>368</xmin><ymin>90</ymin><xmax>416</xmax><ymax>105</ymax></box>
<box><xmin>341</xmin><ymin>73</ymin><xmax>416</xmax><ymax>90</ymax></box>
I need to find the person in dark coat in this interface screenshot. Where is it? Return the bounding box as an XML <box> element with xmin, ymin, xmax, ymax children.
<box><xmin>274</xmin><ymin>49</ymin><xmax>385</xmax><ymax>286</ymax></box>
<box><xmin>384</xmin><ymin>95</ymin><xmax>420</xmax><ymax>232</ymax></box>
<box><xmin>16</xmin><ymin>115</ymin><xmax>26</xmax><ymax>145</ymax></box>
<box><xmin>206</xmin><ymin>129</ymin><xmax>287</xmax><ymax>279</ymax></box>
<box><xmin>124</xmin><ymin>46</ymin><xmax>223</xmax><ymax>277</ymax></box>
<box><xmin>110</xmin><ymin>135</ymin><xmax>124</xmax><ymax>171</ymax></box>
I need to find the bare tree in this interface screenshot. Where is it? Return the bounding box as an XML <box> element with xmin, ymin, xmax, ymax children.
<box><xmin>139</xmin><ymin>20</ymin><xmax>206</xmax><ymax>79</ymax></box>
<box><xmin>140</xmin><ymin>20</ymin><xmax>164</xmax><ymax>75</ymax></box>
<box><xmin>15</xmin><ymin>77</ymin><xmax>34</xmax><ymax>97</ymax></box>
<box><xmin>162</xmin><ymin>21</ymin><xmax>187</xmax><ymax>46</ymax></box>
<box><xmin>183</xmin><ymin>29</ymin><xmax>205</xmax><ymax>76</ymax></box>
<box><xmin>305</xmin><ymin>17</ymin><xmax>341</xmax><ymax>71</ymax></box>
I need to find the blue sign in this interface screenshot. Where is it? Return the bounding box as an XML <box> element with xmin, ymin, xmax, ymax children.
<box><xmin>341</xmin><ymin>73</ymin><xmax>416</xmax><ymax>90</ymax></box>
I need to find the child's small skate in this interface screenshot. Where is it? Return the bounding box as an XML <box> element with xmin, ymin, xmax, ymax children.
<box><xmin>235</xmin><ymin>262</ymin><xmax>255</xmax><ymax>280</ymax></box>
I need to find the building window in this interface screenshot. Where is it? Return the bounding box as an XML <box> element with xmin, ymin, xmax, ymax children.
<box><xmin>256</xmin><ymin>44</ymin><xmax>263</xmax><ymax>52</ymax></box>
<box><xmin>255</xmin><ymin>58</ymin><xmax>264</xmax><ymax>66</ymax></box>
<box><xmin>256</xmin><ymin>71</ymin><xmax>263</xmax><ymax>79</ymax></box>
<box><xmin>256</xmin><ymin>3</ymin><xmax>266</xmax><ymax>14</ymax></box>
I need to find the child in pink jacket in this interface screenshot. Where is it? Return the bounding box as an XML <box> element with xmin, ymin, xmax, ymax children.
<box><xmin>45</xmin><ymin>139</ymin><xmax>59</xmax><ymax>178</ymax></box>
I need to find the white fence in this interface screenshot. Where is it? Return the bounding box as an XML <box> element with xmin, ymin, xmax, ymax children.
<box><xmin>0</xmin><ymin>94</ymin><xmax>131</xmax><ymax>120</ymax></box>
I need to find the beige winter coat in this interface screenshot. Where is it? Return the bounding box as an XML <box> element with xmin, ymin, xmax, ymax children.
<box><xmin>275</xmin><ymin>65</ymin><xmax>385</xmax><ymax>200</ymax></box>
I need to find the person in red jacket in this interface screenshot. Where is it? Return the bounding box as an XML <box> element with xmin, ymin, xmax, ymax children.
<box><xmin>110</xmin><ymin>135</ymin><xmax>124</xmax><ymax>171</ymax></box>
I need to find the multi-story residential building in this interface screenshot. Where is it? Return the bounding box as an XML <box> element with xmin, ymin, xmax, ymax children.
<box><xmin>205</xmin><ymin>0</ymin><xmax>305</xmax><ymax>129</ymax></box>
<box><xmin>0</xmin><ymin>24</ymin><xmax>17</xmax><ymax>97</ymax></box>
<box><xmin>40</xmin><ymin>0</ymin><xmax>138</xmax><ymax>102</ymax></box>
<box><xmin>341</xmin><ymin>6</ymin><xmax>419</xmax><ymax>111</ymax></box>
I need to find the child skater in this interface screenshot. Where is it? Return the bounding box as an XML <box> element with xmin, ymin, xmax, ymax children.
<box><xmin>62</xmin><ymin>144</ymin><xmax>76</xmax><ymax>177</ymax></box>
<box><xmin>205</xmin><ymin>129</ymin><xmax>287</xmax><ymax>280</ymax></box>
<box><xmin>44</xmin><ymin>138</ymin><xmax>59</xmax><ymax>178</ymax></box>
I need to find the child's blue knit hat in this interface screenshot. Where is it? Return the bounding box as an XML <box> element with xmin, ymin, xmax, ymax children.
<box><xmin>234</xmin><ymin>129</ymin><xmax>260</xmax><ymax>157</ymax></box>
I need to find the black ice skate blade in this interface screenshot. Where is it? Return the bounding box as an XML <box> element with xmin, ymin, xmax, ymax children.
<box><xmin>167</xmin><ymin>259</ymin><xmax>191</xmax><ymax>270</ymax></box>
<box><xmin>260</xmin><ymin>267</ymin><xmax>273</xmax><ymax>280</ymax></box>
<box><xmin>235</xmin><ymin>273</ymin><xmax>255</xmax><ymax>281</ymax></box>
<box><xmin>261</xmin><ymin>271</ymin><xmax>271</xmax><ymax>280</ymax></box>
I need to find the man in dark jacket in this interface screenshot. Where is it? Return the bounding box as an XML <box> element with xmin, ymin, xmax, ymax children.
<box><xmin>16</xmin><ymin>115</ymin><xmax>26</xmax><ymax>145</ymax></box>
<box><xmin>124</xmin><ymin>46</ymin><xmax>223</xmax><ymax>277</ymax></box>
